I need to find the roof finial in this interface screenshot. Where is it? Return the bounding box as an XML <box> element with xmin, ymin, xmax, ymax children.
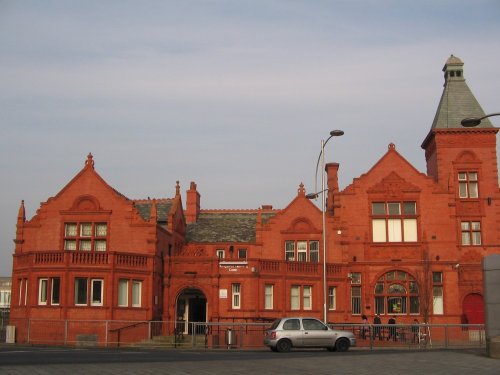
<box><xmin>85</xmin><ymin>153</ymin><xmax>95</xmax><ymax>169</ymax></box>
<box><xmin>176</xmin><ymin>181</ymin><xmax>180</xmax><ymax>197</ymax></box>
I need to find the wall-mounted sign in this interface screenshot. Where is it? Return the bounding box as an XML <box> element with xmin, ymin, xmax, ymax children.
<box><xmin>219</xmin><ymin>289</ymin><xmax>228</xmax><ymax>299</ymax></box>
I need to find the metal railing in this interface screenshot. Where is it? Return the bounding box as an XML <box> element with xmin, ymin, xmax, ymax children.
<box><xmin>5</xmin><ymin>318</ymin><xmax>486</xmax><ymax>351</ymax></box>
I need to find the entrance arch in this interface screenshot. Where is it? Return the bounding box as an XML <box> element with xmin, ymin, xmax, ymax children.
<box><xmin>176</xmin><ymin>288</ymin><xmax>207</xmax><ymax>334</ymax></box>
<box><xmin>462</xmin><ymin>293</ymin><xmax>484</xmax><ymax>325</ymax></box>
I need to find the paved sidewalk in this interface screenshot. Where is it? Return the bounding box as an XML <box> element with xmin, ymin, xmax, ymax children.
<box><xmin>0</xmin><ymin>347</ymin><xmax>498</xmax><ymax>375</ymax></box>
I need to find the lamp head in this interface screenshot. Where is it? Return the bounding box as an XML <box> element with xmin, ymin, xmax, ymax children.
<box><xmin>461</xmin><ymin>118</ymin><xmax>481</xmax><ymax>127</ymax></box>
<box><xmin>330</xmin><ymin>130</ymin><xmax>344</xmax><ymax>137</ymax></box>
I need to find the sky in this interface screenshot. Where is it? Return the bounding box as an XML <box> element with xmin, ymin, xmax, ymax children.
<box><xmin>1</xmin><ymin>0</ymin><xmax>500</xmax><ymax>276</ymax></box>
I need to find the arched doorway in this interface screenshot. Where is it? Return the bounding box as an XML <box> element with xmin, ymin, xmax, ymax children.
<box><xmin>176</xmin><ymin>288</ymin><xmax>207</xmax><ymax>334</ymax></box>
<box><xmin>462</xmin><ymin>293</ymin><xmax>484</xmax><ymax>324</ymax></box>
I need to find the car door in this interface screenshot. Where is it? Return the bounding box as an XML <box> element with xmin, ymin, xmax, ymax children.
<box><xmin>281</xmin><ymin>318</ymin><xmax>303</xmax><ymax>346</ymax></box>
<box><xmin>301</xmin><ymin>318</ymin><xmax>333</xmax><ymax>347</ymax></box>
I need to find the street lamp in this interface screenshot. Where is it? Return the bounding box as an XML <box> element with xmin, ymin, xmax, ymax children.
<box><xmin>461</xmin><ymin>113</ymin><xmax>500</xmax><ymax>127</ymax></box>
<box><xmin>306</xmin><ymin>129</ymin><xmax>344</xmax><ymax>323</ymax></box>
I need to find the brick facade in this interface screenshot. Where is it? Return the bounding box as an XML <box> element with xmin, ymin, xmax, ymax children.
<box><xmin>9</xmin><ymin>56</ymin><xmax>499</xmax><ymax>343</ymax></box>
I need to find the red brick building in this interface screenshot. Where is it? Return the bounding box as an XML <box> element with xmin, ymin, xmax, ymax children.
<box><xmin>10</xmin><ymin>55</ymin><xmax>499</xmax><ymax>343</ymax></box>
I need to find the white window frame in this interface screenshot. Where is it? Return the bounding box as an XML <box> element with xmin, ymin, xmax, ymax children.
<box><xmin>291</xmin><ymin>286</ymin><xmax>300</xmax><ymax>310</ymax></box>
<box><xmin>74</xmin><ymin>278</ymin><xmax>88</xmax><ymax>306</ymax></box>
<box><xmin>328</xmin><ymin>286</ymin><xmax>337</xmax><ymax>310</ymax></box>
<box><xmin>216</xmin><ymin>249</ymin><xmax>225</xmax><ymax>259</ymax></box>
<box><xmin>264</xmin><ymin>284</ymin><xmax>273</xmax><ymax>310</ymax></box>
<box><xmin>303</xmin><ymin>286</ymin><xmax>312</xmax><ymax>310</ymax></box>
<box><xmin>51</xmin><ymin>277</ymin><xmax>60</xmax><ymax>305</ymax></box>
<box><xmin>232</xmin><ymin>283</ymin><xmax>241</xmax><ymax>309</ymax></box>
<box><xmin>90</xmin><ymin>279</ymin><xmax>103</xmax><ymax>306</ymax></box>
<box><xmin>433</xmin><ymin>286</ymin><xmax>444</xmax><ymax>315</ymax></box>
<box><xmin>118</xmin><ymin>279</ymin><xmax>128</xmax><ymax>307</ymax></box>
<box><xmin>38</xmin><ymin>278</ymin><xmax>48</xmax><ymax>305</ymax></box>
<box><xmin>132</xmin><ymin>280</ymin><xmax>142</xmax><ymax>307</ymax></box>
<box><xmin>458</xmin><ymin>172</ymin><xmax>478</xmax><ymax>199</ymax></box>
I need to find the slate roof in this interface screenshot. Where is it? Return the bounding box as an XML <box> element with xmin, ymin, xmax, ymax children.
<box><xmin>431</xmin><ymin>55</ymin><xmax>492</xmax><ymax>129</ymax></box>
<box><xmin>186</xmin><ymin>211</ymin><xmax>277</xmax><ymax>243</ymax></box>
<box><xmin>134</xmin><ymin>200</ymin><xmax>173</xmax><ymax>223</ymax></box>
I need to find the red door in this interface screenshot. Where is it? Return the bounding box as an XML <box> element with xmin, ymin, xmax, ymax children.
<box><xmin>462</xmin><ymin>293</ymin><xmax>484</xmax><ymax>325</ymax></box>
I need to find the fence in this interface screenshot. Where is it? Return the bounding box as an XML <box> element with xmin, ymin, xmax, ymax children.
<box><xmin>5</xmin><ymin>319</ymin><xmax>486</xmax><ymax>351</ymax></box>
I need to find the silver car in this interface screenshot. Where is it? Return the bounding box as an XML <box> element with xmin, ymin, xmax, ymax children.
<box><xmin>264</xmin><ymin>317</ymin><xmax>356</xmax><ymax>352</ymax></box>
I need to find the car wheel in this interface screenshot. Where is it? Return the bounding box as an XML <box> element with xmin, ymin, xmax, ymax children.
<box><xmin>335</xmin><ymin>338</ymin><xmax>350</xmax><ymax>352</ymax></box>
<box><xmin>276</xmin><ymin>339</ymin><xmax>292</xmax><ymax>353</ymax></box>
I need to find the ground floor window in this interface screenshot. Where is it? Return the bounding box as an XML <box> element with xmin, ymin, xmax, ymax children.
<box><xmin>75</xmin><ymin>278</ymin><xmax>103</xmax><ymax>306</ymax></box>
<box><xmin>374</xmin><ymin>270</ymin><xmax>419</xmax><ymax>315</ymax></box>
<box><xmin>118</xmin><ymin>279</ymin><xmax>143</xmax><ymax>308</ymax></box>
<box><xmin>38</xmin><ymin>277</ymin><xmax>60</xmax><ymax>306</ymax></box>
<box><xmin>328</xmin><ymin>286</ymin><xmax>337</xmax><ymax>310</ymax></box>
<box><xmin>264</xmin><ymin>284</ymin><xmax>273</xmax><ymax>310</ymax></box>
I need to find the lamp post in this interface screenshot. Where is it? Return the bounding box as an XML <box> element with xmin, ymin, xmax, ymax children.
<box><xmin>461</xmin><ymin>113</ymin><xmax>500</xmax><ymax>127</ymax></box>
<box><xmin>306</xmin><ymin>130</ymin><xmax>344</xmax><ymax>323</ymax></box>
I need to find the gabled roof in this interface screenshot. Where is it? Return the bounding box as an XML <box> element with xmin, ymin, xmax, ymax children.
<box><xmin>431</xmin><ymin>55</ymin><xmax>492</xmax><ymax>129</ymax></box>
<box><xmin>186</xmin><ymin>211</ymin><xmax>277</xmax><ymax>243</ymax></box>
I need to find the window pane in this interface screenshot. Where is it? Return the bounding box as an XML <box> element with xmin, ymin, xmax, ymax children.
<box><xmin>285</xmin><ymin>241</ymin><xmax>295</xmax><ymax>261</ymax></box>
<box><xmin>75</xmin><ymin>278</ymin><xmax>87</xmax><ymax>305</ymax></box>
<box><xmin>409</xmin><ymin>281</ymin><xmax>419</xmax><ymax>294</ymax></box>
<box><xmin>95</xmin><ymin>223</ymin><xmax>107</xmax><ymax>236</ymax></box>
<box><xmin>118</xmin><ymin>279</ymin><xmax>128</xmax><ymax>306</ymax></box>
<box><xmin>403</xmin><ymin>219</ymin><xmax>417</xmax><ymax>242</ymax></box>
<box><xmin>351</xmin><ymin>286</ymin><xmax>361</xmax><ymax>315</ymax></box>
<box><xmin>309</xmin><ymin>241</ymin><xmax>319</xmax><ymax>262</ymax></box>
<box><xmin>469</xmin><ymin>182</ymin><xmax>478</xmax><ymax>198</ymax></box>
<box><xmin>303</xmin><ymin>286</ymin><xmax>312</xmax><ymax>310</ymax></box>
<box><xmin>461</xmin><ymin>222</ymin><xmax>470</xmax><ymax>230</ymax></box>
<box><xmin>291</xmin><ymin>286</ymin><xmax>300</xmax><ymax>310</ymax></box>
<box><xmin>462</xmin><ymin>232</ymin><xmax>471</xmax><ymax>245</ymax></box>
<box><xmin>80</xmin><ymin>223</ymin><xmax>92</xmax><ymax>237</ymax></box>
<box><xmin>80</xmin><ymin>240</ymin><xmax>91</xmax><ymax>251</ymax></box>
<box><xmin>95</xmin><ymin>240</ymin><xmax>107</xmax><ymax>251</ymax></box>
<box><xmin>91</xmin><ymin>279</ymin><xmax>103</xmax><ymax>305</ymax></box>
<box><xmin>471</xmin><ymin>222</ymin><xmax>481</xmax><ymax>230</ymax></box>
<box><xmin>350</xmin><ymin>273</ymin><xmax>361</xmax><ymax>284</ymax></box>
<box><xmin>374</xmin><ymin>283</ymin><xmax>384</xmax><ymax>294</ymax></box>
<box><xmin>283</xmin><ymin>319</ymin><xmax>300</xmax><ymax>330</ymax></box>
<box><xmin>388</xmin><ymin>284</ymin><xmax>406</xmax><ymax>294</ymax></box>
<box><xmin>372</xmin><ymin>219</ymin><xmax>386</xmax><ymax>242</ymax></box>
<box><xmin>388</xmin><ymin>219</ymin><xmax>402</xmax><ymax>242</ymax></box>
<box><xmin>265</xmin><ymin>284</ymin><xmax>273</xmax><ymax>310</ymax></box>
<box><xmin>375</xmin><ymin>296</ymin><xmax>385</xmax><ymax>314</ymax></box>
<box><xmin>64</xmin><ymin>240</ymin><xmax>76</xmax><ymax>251</ymax></box>
<box><xmin>328</xmin><ymin>286</ymin><xmax>336</xmax><ymax>310</ymax></box>
<box><xmin>433</xmin><ymin>286</ymin><xmax>444</xmax><ymax>315</ymax></box>
<box><xmin>132</xmin><ymin>281</ymin><xmax>142</xmax><ymax>307</ymax></box>
<box><xmin>372</xmin><ymin>202</ymin><xmax>386</xmax><ymax>215</ymax></box>
<box><xmin>410</xmin><ymin>296</ymin><xmax>420</xmax><ymax>314</ymax></box>
<box><xmin>403</xmin><ymin>202</ymin><xmax>416</xmax><ymax>215</ymax></box>
<box><xmin>51</xmin><ymin>278</ymin><xmax>60</xmax><ymax>305</ymax></box>
<box><xmin>387</xmin><ymin>202</ymin><xmax>401</xmax><ymax>215</ymax></box>
<box><xmin>468</xmin><ymin>172</ymin><xmax>477</xmax><ymax>181</ymax></box>
<box><xmin>432</xmin><ymin>272</ymin><xmax>442</xmax><ymax>284</ymax></box>
<box><xmin>459</xmin><ymin>182</ymin><xmax>468</xmax><ymax>198</ymax></box>
<box><xmin>472</xmin><ymin>232</ymin><xmax>481</xmax><ymax>245</ymax></box>
<box><xmin>39</xmin><ymin>279</ymin><xmax>48</xmax><ymax>305</ymax></box>
<box><xmin>65</xmin><ymin>223</ymin><xmax>77</xmax><ymax>236</ymax></box>
<box><xmin>388</xmin><ymin>296</ymin><xmax>405</xmax><ymax>314</ymax></box>
<box><xmin>458</xmin><ymin>172</ymin><xmax>467</xmax><ymax>181</ymax></box>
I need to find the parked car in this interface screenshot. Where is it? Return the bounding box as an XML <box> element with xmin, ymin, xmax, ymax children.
<box><xmin>264</xmin><ymin>317</ymin><xmax>356</xmax><ymax>352</ymax></box>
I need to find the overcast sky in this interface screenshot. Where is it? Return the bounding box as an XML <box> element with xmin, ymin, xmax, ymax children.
<box><xmin>1</xmin><ymin>0</ymin><xmax>500</xmax><ymax>276</ymax></box>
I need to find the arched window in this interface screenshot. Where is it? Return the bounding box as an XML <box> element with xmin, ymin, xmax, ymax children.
<box><xmin>374</xmin><ymin>271</ymin><xmax>419</xmax><ymax>315</ymax></box>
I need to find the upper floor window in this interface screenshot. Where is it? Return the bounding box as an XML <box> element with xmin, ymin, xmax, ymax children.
<box><xmin>458</xmin><ymin>172</ymin><xmax>478</xmax><ymax>198</ymax></box>
<box><xmin>238</xmin><ymin>249</ymin><xmax>247</xmax><ymax>259</ymax></box>
<box><xmin>216</xmin><ymin>249</ymin><xmax>225</xmax><ymax>259</ymax></box>
<box><xmin>285</xmin><ymin>240</ymin><xmax>320</xmax><ymax>262</ymax></box>
<box><xmin>461</xmin><ymin>221</ymin><xmax>481</xmax><ymax>246</ymax></box>
<box><xmin>371</xmin><ymin>202</ymin><xmax>417</xmax><ymax>243</ymax></box>
<box><xmin>64</xmin><ymin>222</ymin><xmax>108</xmax><ymax>251</ymax></box>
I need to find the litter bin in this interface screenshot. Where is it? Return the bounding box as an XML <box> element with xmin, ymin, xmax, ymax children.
<box><xmin>225</xmin><ymin>329</ymin><xmax>236</xmax><ymax>348</ymax></box>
